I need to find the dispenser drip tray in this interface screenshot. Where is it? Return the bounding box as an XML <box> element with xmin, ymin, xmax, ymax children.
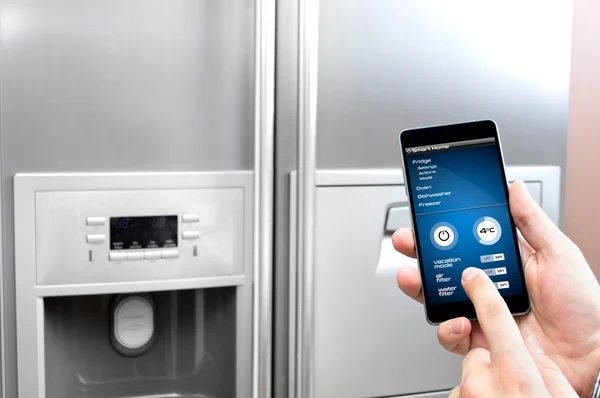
<box><xmin>44</xmin><ymin>288</ymin><xmax>237</xmax><ymax>398</ymax></box>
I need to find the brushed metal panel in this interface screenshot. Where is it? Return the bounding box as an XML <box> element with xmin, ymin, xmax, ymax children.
<box><xmin>316</xmin><ymin>0</ymin><xmax>571</xmax><ymax>171</ymax></box>
<box><xmin>314</xmin><ymin>185</ymin><xmax>460</xmax><ymax>398</ymax></box>
<box><xmin>1</xmin><ymin>2</ymin><xmax>256</xmax><ymax>396</ymax></box>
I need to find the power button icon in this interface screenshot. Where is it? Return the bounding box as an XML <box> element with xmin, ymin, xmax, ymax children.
<box><xmin>438</xmin><ymin>229</ymin><xmax>450</xmax><ymax>241</ymax></box>
<box><xmin>430</xmin><ymin>222</ymin><xmax>458</xmax><ymax>250</ymax></box>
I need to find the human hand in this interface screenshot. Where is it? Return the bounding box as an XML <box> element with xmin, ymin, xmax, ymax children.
<box><xmin>394</xmin><ymin>180</ymin><xmax>600</xmax><ymax>396</ymax></box>
<box><xmin>448</xmin><ymin>267</ymin><xmax>576</xmax><ymax>397</ymax></box>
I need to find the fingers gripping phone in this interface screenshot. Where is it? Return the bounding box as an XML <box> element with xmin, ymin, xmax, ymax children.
<box><xmin>398</xmin><ymin>120</ymin><xmax>530</xmax><ymax>324</ymax></box>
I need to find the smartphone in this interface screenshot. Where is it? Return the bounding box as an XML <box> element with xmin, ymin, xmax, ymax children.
<box><xmin>398</xmin><ymin>120</ymin><xmax>530</xmax><ymax>324</ymax></box>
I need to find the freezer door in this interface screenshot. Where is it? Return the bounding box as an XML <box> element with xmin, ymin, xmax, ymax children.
<box><xmin>306</xmin><ymin>167</ymin><xmax>558</xmax><ymax>398</ymax></box>
<box><xmin>314</xmin><ymin>184</ymin><xmax>460</xmax><ymax>398</ymax></box>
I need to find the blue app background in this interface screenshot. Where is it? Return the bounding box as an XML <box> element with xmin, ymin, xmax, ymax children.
<box><xmin>407</xmin><ymin>143</ymin><xmax>524</xmax><ymax>306</ymax></box>
<box><xmin>408</xmin><ymin>145</ymin><xmax>506</xmax><ymax>214</ymax></box>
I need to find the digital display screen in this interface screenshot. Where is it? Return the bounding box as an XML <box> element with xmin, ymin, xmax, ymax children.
<box><xmin>110</xmin><ymin>216</ymin><xmax>178</xmax><ymax>250</ymax></box>
<box><xmin>405</xmin><ymin>138</ymin><xmax>524</xmax><ymax>306</ymax></box>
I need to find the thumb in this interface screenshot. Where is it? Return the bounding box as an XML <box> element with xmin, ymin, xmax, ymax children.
<box><xmin>526</xmin><ymin>334</ymin><xmax>578</xmax><ymax>397</ymax></box>
<box><xmin>509</xmin><ymin>180</ymin><xmax>568</xmax><ymax>252</ymax></box>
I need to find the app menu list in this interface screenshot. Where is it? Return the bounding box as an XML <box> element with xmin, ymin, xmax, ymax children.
<box><xmin>411</xmin><ymin>158</ymin><xmax>452</xmax><ymax>211</ymax></box>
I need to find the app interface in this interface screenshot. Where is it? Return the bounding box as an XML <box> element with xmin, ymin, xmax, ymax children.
<box><xmin>405</xmin><ymin>138</ymin><xmax>524</xmax><ymax>306</ymax></box>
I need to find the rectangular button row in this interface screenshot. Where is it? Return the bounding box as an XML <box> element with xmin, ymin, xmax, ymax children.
<box><xmin>109</xmin><ymin>249</ymin><xmax>179</xmax><ymax>262</ymax></box>
<box><xmin>88</xmin><ymin>231</ymin><xmax>198</xmax><ymax>244</ymax></box>
<box><xmin>88</xmin><ymin>215</ymin><xmax>200</xmax><ymax>225</ymax></box>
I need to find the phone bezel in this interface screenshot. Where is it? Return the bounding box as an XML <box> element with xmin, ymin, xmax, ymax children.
<box><xmin>399</xmin><ymin>120</ymin><xmax>530</xmax><ymax>325</ymax></box>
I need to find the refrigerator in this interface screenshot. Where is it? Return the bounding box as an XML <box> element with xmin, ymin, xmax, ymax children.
<box><xmin>0</xmin><ymin>0</ymin><xmax>572</xmax><ymax>397</ymax></box>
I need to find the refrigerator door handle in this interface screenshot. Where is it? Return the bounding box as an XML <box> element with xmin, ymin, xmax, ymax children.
<box><xmin>295</xmin><ymin>0</ymin><xmax>320</xmax><ymax>397</ymax></box>
<box><xmin>253</xmin><ymin>0</ymin><xmax>276</xmax><ymax>397</ymax></box>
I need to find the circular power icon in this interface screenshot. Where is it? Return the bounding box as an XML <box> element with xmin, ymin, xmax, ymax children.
<box><xmin>474</xmin><ymin>216</ymin><xmax>502</xmax><ymax>245</ymax></box>
<box><xmin>430</xmin><ymin>222</ymin><xmax>458</xmax><ymax>250</ymax></box>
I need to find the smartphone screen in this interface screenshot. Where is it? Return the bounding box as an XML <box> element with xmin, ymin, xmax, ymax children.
<box><xmin>399</xmin><ymin>120</ymin><xmax>529</xmax><ymax>324</ymax></box>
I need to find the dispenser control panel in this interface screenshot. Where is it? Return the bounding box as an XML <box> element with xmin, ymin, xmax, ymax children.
<box><xmin>30</xmin><ymin>184</ymin><xmax>247</xmax><ymax>286</ymax></box>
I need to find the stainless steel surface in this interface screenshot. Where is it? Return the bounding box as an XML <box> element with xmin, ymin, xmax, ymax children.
<box><xmin>313</xmin><ymin>183</ymin><xmax>457</xmax><ymax>398</ymax></box>
<box><xmin>1</xmin><ymin>0</ymin><xmax>255</xmax><ymax>172</ymax></box>
<box><xmin>296</xmin><ymin>167</ymin><xmax>560</xmax><ymax>398</ymax></box>
<box><xmin>43</xmin><ymin>289</ymin><xmax>237</xmax><ymax>398</ymax></box>
<box><xmin>0</xmin><ymin>124</ymin><xmax>3</xmax><ymax>397</ymax></box>
<box><xmin>315</xmin><ymin>167</ymin><xmax>560</xmax><ymax>224</ymax></box>
<box><xmin>316</xmin><ymin>1</ymin><xmax>571</xmax><ymax>170</ymax></box>
<box><xmin>253</xmin><ymin>0</ymin><xmax>276</xmax><ymax>396</ymax></box>
<box><xmin>1</xmin><ymin>1</ymin><xmax>256</xmax><ymax>396</ymax></box>
<box><xmin>273</xmin><ymin>0</ymin><xmax>300</xmax><ymax>396</ymax></box>
<box><xmin>295</xmin><ymin>0</ymin><xmax>319</xmax><ymax>397</ymax></box>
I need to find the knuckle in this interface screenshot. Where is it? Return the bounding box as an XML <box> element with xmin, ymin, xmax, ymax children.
<box><xmin>460</xmin><ymin>377</ymin><xmax>481</xmax><ymax>398</ymax></box>
<box><xmin>495</xmin><ymin>352</ymin><xmax>534</xmax><ymax>394</ymax></box>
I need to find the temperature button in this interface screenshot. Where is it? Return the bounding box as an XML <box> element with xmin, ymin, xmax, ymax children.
<box><xmin>474</xmin><ymin>216</ymin><xmax>502</xmax><ymax>246</ymax></box>
<box><xmin>162</xmin><ymin>249</ymin><xmax>179</xmax><ymax>259</ymax></box>
<box><xmin>87</xmin><ymin>234</ymin><xmax>106</xmax><ymax>244</ymax></box>
<box><xmin>87</xmin><ymin>217</ymin><xmax>106</xmax><ymax>226</ymax></box>
<box><xmin>182</xmin><ymin>214</ymin><xmax>200</xmax><ymax>223</ymax></box>
<box><xmin>109</xmin><ymin>252</ymin><xmax>127</xmax><ymax>262</ymax></box>
<box><xmin>127</xmin><ymin>252</ymin><xmax>144</xmax><ymax>261</ymax></box>
<box><xmin>144</xmin><ymin>251</ymin><xmax>161</xmax><ymax>261</ymax></box>
<box><xmin>182</xmin><ymin>231</ymin><xmax>200</xmax><ymax>240</ymax></box>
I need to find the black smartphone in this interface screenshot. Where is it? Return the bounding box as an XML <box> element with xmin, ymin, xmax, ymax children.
<box><xmin>398</xmin><ymin>120</ymin><xmax>530</xmax><ymax>324</ymax></box>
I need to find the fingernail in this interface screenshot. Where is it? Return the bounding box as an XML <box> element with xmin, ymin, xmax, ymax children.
<box><xmin>450</xmin><ymin>319</ymin><xmax>464</xmax><ymax>335</ymax></box>
<box><xmin>527</xmin><ymin>334</ymin><xmax>545</xmax><ymax>355</ymax></box>
<box><xmin>462</xmin><ymin>267</ymin><xmax>479</xmax><ymax>282</ymax></box>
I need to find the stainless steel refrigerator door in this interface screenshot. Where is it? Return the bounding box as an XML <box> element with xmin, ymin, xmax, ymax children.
<box><xmin>0</xmin><ymin>0</ymin><xmax>273</xmax><ymax>396</ymax></box>
<box><xmin>316</xmin><ymin>0</ymin><xmax>572</xmax><ymax>172</ymax></box>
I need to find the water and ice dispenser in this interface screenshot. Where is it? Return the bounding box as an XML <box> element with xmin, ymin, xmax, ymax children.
<box><xmin>14</xmin><ymin>172</ymin><xmax>253</xmax><ymax>398</ymax></box>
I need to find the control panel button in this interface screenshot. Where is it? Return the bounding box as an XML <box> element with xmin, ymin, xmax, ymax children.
<box><xmin>144</xmin><ymin>251</ymin><xmax>161</xmax><ymax>261</ymax></box>
<box><xmin>429</xmin><ymin>222</ymin><xmax>458</xmax><ymax>251</ymax></box>
<box><xmin>127</xmin><ymin>252</ymin><xmax>144</xmax><ymax>261</ymax></box>
<box><xmin>109</xmin><ymin>252</ymin><xmax>127</xmax><ymax>262</ymax></box>
<box><xmin>87</xmin><ymin>234</ymin><xmax>106</xmax><ymax>244</ymax></box>
<box><xmin>162</xmin><ymin>249</ymin><xmax>179</xmax><ymax>259</ymax></box>
<box><xmin>182</xmin><ymin>230</ymin><xmax>200</xmax><ymax>240</ymax></box>
<box><xmin>182</xmin><ymin>214</ymin><xmax>200</xmax><ymax>223</ymax></box>
<box><xmin>86</xmin><ymin>217</ymin><xmax>106</xmax><ymax>226</ymax></box>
